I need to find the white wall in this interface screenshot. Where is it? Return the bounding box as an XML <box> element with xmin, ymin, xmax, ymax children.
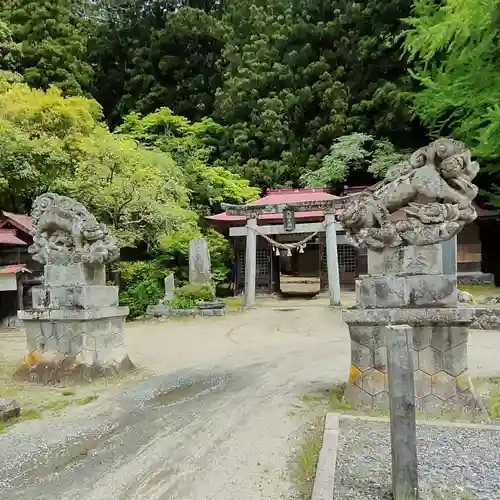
<box><xmin>0</xmin><ymin>274</ymin><xmax>17</xmax><ymax>291</ymax></box>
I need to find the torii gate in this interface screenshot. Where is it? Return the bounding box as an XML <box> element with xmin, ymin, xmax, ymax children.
<box><xmin>221</xmin><ymin>198</ymin><xmax>348</xmax><ymax>307</ymax></box>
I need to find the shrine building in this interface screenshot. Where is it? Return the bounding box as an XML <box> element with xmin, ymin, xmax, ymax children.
<box><xmin>207</xmin><ymin>187</ymin><xmax>495</xmax><ymax>297</ymax></box>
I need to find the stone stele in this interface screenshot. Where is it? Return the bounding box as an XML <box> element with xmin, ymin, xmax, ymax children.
<box><xmin>164</xmin><ymin>273</ymin><xmax>175</xmax><ymax>302</ymax></box>
<box><xmin>17</xmin><ymin>193</ymin><xmax>134</xmax><ymax>383</ymax></box>
<box><xmin>341</xmin><ymin>139</ymin><xmax>483</xmax><ymax>418</ymax></box>
<box><xmin>188</xmin><ymin>238</ymin><xmax>211</xmax><ymax>285</ymax></box>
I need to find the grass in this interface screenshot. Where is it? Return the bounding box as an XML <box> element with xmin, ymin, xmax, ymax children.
<box><xmin>223</xmin><ymin>296</ymin><xmax>243</xmax><ymax>311</ymax></box>
<box><xmin>291</xmin><ymin>379</ymin><xmax>497</xmax><ymax>500</ymax></box>
<box><xmin>471</xmin><ymin>375</ymin><xmax>500</xmax><ymax>421</ymax></box>
<box><xmin>458</xmin><ymin>283</ymin><xmax>500</xmax><ymax>297</ymax></box>
<box><xmin>431</xmin><ymin>486</ymin><xmax>472</xmax><ymax>500</ymax></box>
<box><xmin>0</xmin><ymin>354</ymin><xmax>149</xmax><ymax>433</ymax></box>
<box><xmin>292</xmin><ymin>417</ymin><xmax>325</xmax><ymax>500</ymax></box>
<box><xmin>0</xmin><ymin>408</ymin><xmax>42</xmax><ymax>433</ymax></box>
<box><xmin>76</xmin><ymin>395</ymin><xmax>99</xmax><ymax>405</ymax></box>
<box><xmin>297</xmin><ymin>383</ymin><xmax>391</xmax><ymax>419</ymax></box>
<box><xmin>297</xmin><ymin>378</ymin><xmax>500</xmax><ymax>426</ymax></box>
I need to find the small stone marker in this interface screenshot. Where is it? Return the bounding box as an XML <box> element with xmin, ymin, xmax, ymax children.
<box><xmin>189</xmin><ymin>238</ymin><xmax>211</xmax><ymax>284</ymax></box>
<box><xmin>164</xmin><ymin>273</ymin><xmax>175</xmax><ymax>302</ymax></box>
<box><xmin>387</xmin><ymin>325</ymin><xmax>419</xmax><ymax>500</ymax></box>
<box><xmin>0</xmin><ymin>397</ymin><xmax>21</xmax><ymax>422</ymax></box>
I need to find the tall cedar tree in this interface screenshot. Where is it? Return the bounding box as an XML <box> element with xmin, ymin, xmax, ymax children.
<box><xmin>89</xmin><ymin>0</ymin><xmax>226</xmax><ymax>125</ymax></box>
<box><xmin>1</xmin><ymin>0</ymin><xmax>92</xmax><ymax>94</ymax></box>
<box><xmin>213</xmin><ymin>0</ymin><xmax>425</xmax><ymax>188</ymax></box>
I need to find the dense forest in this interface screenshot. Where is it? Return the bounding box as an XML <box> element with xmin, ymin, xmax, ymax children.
<box><xmin>0</xmin><ymin>0</ymin><xmax>498</xmax><ymax>314</ymax></box>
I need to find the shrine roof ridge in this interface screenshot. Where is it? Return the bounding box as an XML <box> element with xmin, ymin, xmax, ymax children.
<box><xmin>220</xmin><ymin>195</ymin><xmax>359</xmax><ymax>216</ymax></box>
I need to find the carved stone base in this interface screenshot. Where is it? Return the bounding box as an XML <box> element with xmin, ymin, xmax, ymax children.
<box><xmin>344</xmin><ymin>323</ymin><xmax>481</xmax><ymax>416</ymax></box>
<box><xmin>16</xmin><ymin>310</ymin><xmax>134</xmax><ymax>383</ymax></box>
<box><xmin>17</xmin><ymin>263</ymin><xmax>133</xmax><ymax>384</ymax></box>
<box><xmin>14</xmin><ymin>350</ymin><xmax>135</xmax><ymax>384</ymax></box>
<box><xmin>342</xmin><ymin>244</ymin><xmax>483</xmax><ymax>418</ymax></box>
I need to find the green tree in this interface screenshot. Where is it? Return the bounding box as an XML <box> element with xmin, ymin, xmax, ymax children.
<box><xmin>404</xmin><ymin>0</ymin><xmax>500</xmax><ymax>206</ymax></box>
<box><xmin>0</xmin><ymin>81</ymin><xmax>194</xmax><ymax>249</ymax></box>
<box><xmin>61</xmin><ymin>131</ymin><xmax>194</xmax><ymax>249</ymax></box>
<box><xmin>0</xmin><ymin>20</ymin><xmax>21</xmax><ymax>72</ymax></box>
<box><xmin>119</xmin><ymin>260</ymin><xmax>165</xmax><ymax>318</ymax></box>
<box><xmin>89</xmin><ymin>1</ymin><xmax>226</xmax><ymax>125</ymax></box>
<box><xmin>0</xmin><ymin>82</ymin><xmax>100</xmax><ymax>212</ymax></box>
<box><xmin>2</xmin><ymin>0</ymin><xmax>92</xmax><ymax>94</ymax></box>
<box><xmin>300</xmin><ymin>133</ymin><xmax>407</xmax><ymax>190</ymax></box>
<box><xmin>117</xmin><ymin>107</ymin><xmax>259</xmax><ymax>213</ymax></box>
<box><xmin>213</xmin><ymin>0</ymin><xmax>421</xmax><ymax>188</ymax></box>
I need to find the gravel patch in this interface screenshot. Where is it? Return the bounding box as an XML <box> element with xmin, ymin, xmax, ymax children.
<box><xmin>335</xmin><ymin>419</ymin><xmax>500</xmax><ymax>500</ymax></box>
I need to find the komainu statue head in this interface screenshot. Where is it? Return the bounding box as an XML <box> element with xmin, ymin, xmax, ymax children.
<box><xmin>338</xmin><ymin>138</ymin><xmax>480</xmax><ymax>250</ymax></box>
<box><xmin>28</xmin><ymin>193</ymin><xmax>120</xmax><ymax>265</ymax></box>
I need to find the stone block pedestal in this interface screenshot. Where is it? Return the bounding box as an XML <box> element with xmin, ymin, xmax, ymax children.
<box><xmin>17</xmin><ymin>263</ymin><xmax>133</xmax><ymax>383</ymax></box>
<box><xmin>343</xmin><ymin>245</ymin><xmax>480</xmax><ymax>416</ymax></box>
<box><xmin>344</xmin><ymin>318</ymin><xmax>477</xmax><ymax>415</ymax></box>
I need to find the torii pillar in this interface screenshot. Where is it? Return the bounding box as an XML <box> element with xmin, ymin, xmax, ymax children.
<box><xmin>244</xmin><ymin>217</ymin><xmax>257</xmax><ymax>307</ymax></box>
<box><xmin>325</xmin><ymin>211</ymin><xmax>341</xmax><ymax>306</ymax></box>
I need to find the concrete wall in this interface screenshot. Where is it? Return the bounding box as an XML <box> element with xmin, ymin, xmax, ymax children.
<box><xmin>0</xmin><ymin>274</ymin><xmax>17</xmax><ymax>291</ymax></box>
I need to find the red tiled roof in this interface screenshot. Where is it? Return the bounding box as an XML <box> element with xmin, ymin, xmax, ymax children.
<box><xmin>207</xmin><ymin>188</ymin><xmax>338</xmax><ymax>224</ymax></box>
<box><xmin>249</xmin><ymin>188</ymin><xmax>337</xmax><ymax>206</ymax></box>
<box><xmin>0</xmin><ymin>211</ymin><xmax>33</xmax><ymax>233</ymax></box>
<box><xmin>0</xmin><ymin>229</ymin><xmax>27</xmax><ymax>245</ymax></box>
<box><xmin>208</xmin><ymin>185</ymin><xmax>497</xmax><ymax>225</ymax></box>
<box><xmin>0</xmin><ymin>264</ymin><xmax>31</xmax><ymax>275</ymax></box>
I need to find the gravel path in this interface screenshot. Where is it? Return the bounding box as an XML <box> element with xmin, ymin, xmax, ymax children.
<box><xmin>0</xmin><ymin>305</ymin><xmax>349</xmax><ymax>500</ymax></box>
<box><xmin>2</xmin><ymin>300</ymin><xmax>500</xmax><ymax>500</ymax></box>
<box><xmin>335</xmin><ymin>419</ymin><xmax>500</xmax><ymax>500</ymax></box>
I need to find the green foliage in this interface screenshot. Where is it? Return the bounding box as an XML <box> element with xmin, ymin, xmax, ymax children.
<box><xmin>116</xmin><ymin>108</ymin><xmax>259</xmax><ymax>213</ymax></box>
<box><xmin>301</xmin><ymin>133</ymin><xmax>407</xmax><ymax>190</ymax></box>
<box><xmin>0</xmin><ymin>81</ymin><xmax>194</xmax><ymax>248</ymax></box>
<box><xmin>212</xmin><ymin>0</ymin><xmax>419</xmax><ymax>188</ymax></box>
<box><xmin>491</xmin><ymin>391</ymin><xmax>500</xmax><ymax>419</ymax></box>
<box><xmin>0</xmin><ymin>82</ymin><xmax>100</xmax><ymax>213</ymax></box>
<box><xmin>0</xmin><ymin>20</ymin><xmax>21</xmax><ymax>73</ymax></box>
<box><xmin>156</xmin><ymin>225</ymin><xmax>231</xmax><ymax>287</ymax></box>
<box><xmin>0</xmin><ymin>0</ymin><xmax>452</xmax><ymax>313</ymax></box>
<box><xmin>61</xmin><ymin>131</ymin><xmax>192</xmax><ymax>249</ymax></box>
<box><xmin>89</xmin><ymin>1</ymin><xmax>226</xmax><ymax>124</ymax></box>
<box><xmin>203</xmin><ymin>229</ymin><xmax>231</xmax><ymax>285</ymax></box>
<box><xmin>170</xmin><ymin>283</ymin><xmax>215</xmax><ymax>309</ymax></box>
<box><xmin>119</xmin><ymin>261</ymin><xmax>164</xmax><ymax>318</ymax></box>
<box><xmin>1</xmin><ymin>0</ymin><xmax>92</xmax><ymax>94</ymax></box>
<box><xmin>404</xmin><ymin>0</ymin><xmax>500</xmax><ymax>208</ymax></box>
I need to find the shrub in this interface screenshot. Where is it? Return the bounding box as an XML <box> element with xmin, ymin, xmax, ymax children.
<box><xmin>119</xmin><ymin>261</ymin><xmax>164</xmax><ymax>318</ymax></box>
<box><xmin>170</xmin><ymin>283</ymin><xmax>215</xmax><ymax>309</ymax></box>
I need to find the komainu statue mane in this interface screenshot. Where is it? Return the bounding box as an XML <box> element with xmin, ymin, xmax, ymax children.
<box><xmin>28</xmin><ymin>193</ymin><xmax>120</xmax><ymax>265</ymax></box>
<box><xmin>338</xmin><ymin>138</ymin><xmax>480</xmax><ymax>250</ymax></box>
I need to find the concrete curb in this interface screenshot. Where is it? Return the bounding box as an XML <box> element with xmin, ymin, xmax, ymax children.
<box><xmin>309</xmin><ymin>412</ymin><xmax>500</xmax><ymax>500</ymax></box>
<box><xmin>311</xmin><ymin>413</ymin><xmax>340</xmax><ymax>500</ymax></box>
<box><xmin>339</xmin><ymin>413</ymin><xmax>500</xmax><ymax>431</ymax></box>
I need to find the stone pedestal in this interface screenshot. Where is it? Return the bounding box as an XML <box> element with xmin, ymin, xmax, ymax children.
<box><xmin>343</xmin><ymin>245</ymin><xmax>479</xmax><ymax>416</ymax></box>
<box><xmin>17</xmin><ymin>263</ymin><xmax>133</xmax><ymax>382</ymax></box>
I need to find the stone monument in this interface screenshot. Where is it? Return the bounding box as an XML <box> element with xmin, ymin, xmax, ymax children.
<box><xmin>17</xmin><ymin>193</ymin><xmax>133</xmax><ymax>382</ymax></box>
<box><xmin>188</xmin><ymin>237</ymin><xmax>211</xmax><ymax>285</ymax></box>
<box><xmin>164</xmin><ymin>273</ymin><xmax>175</xmax><ymax>302</ymax></box>
<box><xmin>340</xmin><ymin>138</ymin><xmax>480</xmax><ymax>415</ymax></box>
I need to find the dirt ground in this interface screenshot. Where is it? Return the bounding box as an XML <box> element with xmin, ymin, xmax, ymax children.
<box><xmin>1</xmin><ymin>300</ymin><xmax>500</xmax><ymax>500</ymax></box>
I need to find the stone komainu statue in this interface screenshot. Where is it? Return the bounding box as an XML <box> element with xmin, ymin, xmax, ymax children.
<box><xmin>28</xmin><ymin>193</ymin><xmax>120</xmax><ymax>266</ymax></box>
<box><xmin>338</xmin><ymin>138</ymin><xmax>480</xmax><ymax>250</ymax></box>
